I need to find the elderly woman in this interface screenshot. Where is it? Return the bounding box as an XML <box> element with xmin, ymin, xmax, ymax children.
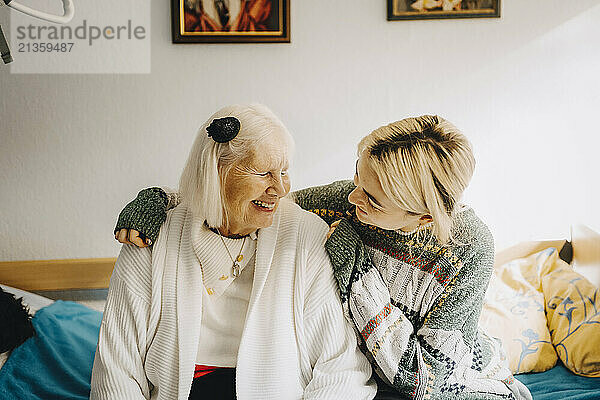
<box><xmin>115</xmin><ymin>115</ymin><xmax>532</xmax><ymax>399</ymax></box>
<box><xmin>91</xmin><ymin>104</ymin><xmax>376</xmax><ymax>400</ymax></box>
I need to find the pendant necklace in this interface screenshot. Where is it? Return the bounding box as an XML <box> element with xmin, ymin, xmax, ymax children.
<box><xmin>217</xmin><ymin>233</ymin><xmax>247</xmax><ymax>278</ymax></box>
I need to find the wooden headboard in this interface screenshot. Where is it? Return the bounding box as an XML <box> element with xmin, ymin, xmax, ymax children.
<box><xmin>0</xmin><ymin>258</ymin><xmax>116</xmax><ymax>291</ymax></box>
<box><xmin>0</xmin><ymin>238</ymin><xmax>571</xmax><ymax>292</ymax></box>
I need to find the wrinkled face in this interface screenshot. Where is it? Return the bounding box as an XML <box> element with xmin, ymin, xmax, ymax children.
<box><xmin>347</xmin><ymin>154</ymin><xmax>428</xmax><ymax>232</ymax></box>
<box><xmin>221</xmin><ymin>137</ymin><xmax>291</xmax><ymax>236</ymax></box>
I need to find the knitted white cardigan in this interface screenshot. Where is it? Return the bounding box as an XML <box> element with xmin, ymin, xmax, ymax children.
<box><xmin>90</xmin><ymin>200</ymin><xmax>376</xmax><ymax>400</ymax></box>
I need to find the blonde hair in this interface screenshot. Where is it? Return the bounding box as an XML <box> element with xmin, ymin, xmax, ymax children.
<box><xmin>179</xmin><ymin>104</ymin><xmax>294</xmax><ymax>228</ymax></box>
<box><xmin>358</xmin><ymin>115</ymin><xmax>475</xmax><ymax>244</ymax></box>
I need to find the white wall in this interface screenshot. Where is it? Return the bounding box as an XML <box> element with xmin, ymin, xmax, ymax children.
<box><xmin>1</xmin><ymin>0</ymin><xmax>599</xmax><ymax>261</ymax></box>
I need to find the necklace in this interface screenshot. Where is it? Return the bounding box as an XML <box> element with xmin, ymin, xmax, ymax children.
<box><xmin>398</xmin><ymin>221</ymin><xmax>435</xmax><ymax>260</ymax></box>
<box><xmin>207</xmin><ymin>224</ymin><xmax>249</xmax><ymax>239</ymax></box>
<box><xmin>217</xmin><ymin>233</ymin><xmax>247</xmax><ymax>278</ymax></box>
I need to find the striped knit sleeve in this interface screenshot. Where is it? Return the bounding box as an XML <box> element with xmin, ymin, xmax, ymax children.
<box><xmin>90</xmin><ymin>244</ymin><xmax>153</xmax><ymax>400</ymax></box>
<box><xmin>291</xmin><ymin>180</ymin><xmax>355</xmax><ymax>225</ymax></box>
<box><xmin>348</xmin><ymin>237</ymin><xmax>502</xmax><ymax>399</ymax></box>
<box><xmin>299</xmin><ymin>215</ymin><xmax>376</xmax><ymax>400</ymax></box>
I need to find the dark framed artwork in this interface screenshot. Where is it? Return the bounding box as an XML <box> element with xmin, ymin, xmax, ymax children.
<box><xmin>387</xmin><ymin>0</ymin><xmax>500</xmax><ymax>20</ymax></box>
<box><xmin>172</xmin><ymin>0</ymin><xmax>290</xmax><ymax>43</ymax></box>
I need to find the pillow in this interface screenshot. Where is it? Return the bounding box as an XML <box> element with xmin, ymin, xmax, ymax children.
<box><xmin>542</xmin><ymin>264</ymin><xmax>600</xmax><ymax>377</ymax></box>
<box><xmin>480</xmin><ymin>247</ymin><xmax>559</xmax><ymax>373</ymax></box>
<box><xmin>571</xmin><ymin>224</ymin><xmax>600</xmax><ymax>289</ymax></box>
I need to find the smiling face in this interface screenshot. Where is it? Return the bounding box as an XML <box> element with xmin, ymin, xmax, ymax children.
<box><xmin>347</xmin><ymin>154</ymin><xmax>431</xmax><ymax>232</ymax></box>
<box><xmin>220</xmin><ymin>135</ymin><xmax>291</xmax><ymax>237</ymax></box>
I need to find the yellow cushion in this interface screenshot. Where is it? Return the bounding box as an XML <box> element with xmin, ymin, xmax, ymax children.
<box><xmin>480</xmin><ymin>248</ymin><xmax>559</xmax><ymax>373</ymax></box>
<box><xmin>542</xmin><ymin>263</ymin><xmax>600</xmax><ymax>377</ymax></box>
<box><xmin>571</xmin><ymin>224</ymin><xmax>600</xmax><ymax>288</ymax></box>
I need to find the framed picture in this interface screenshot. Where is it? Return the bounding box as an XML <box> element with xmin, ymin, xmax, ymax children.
<box><xmin>172</xmin><ymin>0</ymin><xmax>290</xmax><ymax>43</ymax></box>
<box><xmin>387</xmin><ymin>0</ymin><xmax>500</xmax><ymax>20</ymax></box>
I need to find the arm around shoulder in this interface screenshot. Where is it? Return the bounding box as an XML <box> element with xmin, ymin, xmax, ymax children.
<box><xmin>114</xmin><ymin>186</ymin><xmax>182</xmax><ymax>246</ymax></box>
<box><xmin>291</xmin><ymin>180</ymin><xmax>355</xmax><ymax>225</ymax></box>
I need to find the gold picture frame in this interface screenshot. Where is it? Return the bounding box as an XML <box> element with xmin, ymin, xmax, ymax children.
<box><xmin>172</xmin><ymin>0</ymin><xmax>290</xmax><ymax>43</ymax></box>
<box><xmin>388</xmin><ymin>0</ymin><xmax>500</xmax><ymax>21</ymax></box>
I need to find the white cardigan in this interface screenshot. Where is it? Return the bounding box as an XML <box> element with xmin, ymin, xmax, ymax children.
<box><xmin>90</xmin><ymin>200</ymin><xmax>376</xmax><ymax>400</ymax></box>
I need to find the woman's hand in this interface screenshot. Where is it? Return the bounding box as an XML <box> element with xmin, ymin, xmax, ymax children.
<box><xmin>326</xmin><ymin>220</ymin><xmax>341</xmax><ymax>239</ymax></box>
<box><xmin>113</xmin><ymin>187</ymin><xmax>168</xmax><ymax>248</ymax></box>
<box><xmin>115</xmin><ymin>229</ymin><xmax>151</xmax><ymax>248</ymax></box>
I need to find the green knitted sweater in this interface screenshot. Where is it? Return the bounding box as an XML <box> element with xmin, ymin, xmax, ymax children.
<box><xmin>292</xmin><ymin>181</ymin><xmax>530</xmax><ymax>399</ymax></box>
<box><xmin>115</xmin><ymin>181</ymin><xmax>531</xmax><ymax>400</ymax></box>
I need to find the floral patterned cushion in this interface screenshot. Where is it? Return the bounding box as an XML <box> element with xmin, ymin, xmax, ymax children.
<box><xmin>480</xmin><ymin>248</ymin><xmax>560</xmax><ymax>373</ymax></box>
<box><xmin>543</xmin><ymin>264</ymin><xmax>600</xmax><ymax>377</ymax></box>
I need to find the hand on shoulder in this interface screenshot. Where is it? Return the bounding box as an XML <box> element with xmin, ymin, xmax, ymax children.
<box><xmin>115</xmin><ymin>229</ymin><xmax>151</xmax><ymax>248</ymax></box>
<box><xmin>326</xmin><ymin>220</ymin><xmax>341</xmax><ymax>239</ymax></box>
<box><xmin>113</xmin><ymin>187</ymin><xmax>169</xmax><ymax>248</ymax></box>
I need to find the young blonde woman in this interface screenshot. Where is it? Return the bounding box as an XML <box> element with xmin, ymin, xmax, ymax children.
<box><xmin>115</xmin><ymin>115</ymin><xmax>532</xmax><ymax>399</ymax></box>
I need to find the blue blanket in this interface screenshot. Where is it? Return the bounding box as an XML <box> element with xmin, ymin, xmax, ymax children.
<box><xmin>0</xmin><ymin>301</ymin><xmax>101</xmax><ymax>400</ymax></box>
<box><xmin>517</xmin><ymin>365</ymin><xmax>600</xmax><ymax>400</ymax></box>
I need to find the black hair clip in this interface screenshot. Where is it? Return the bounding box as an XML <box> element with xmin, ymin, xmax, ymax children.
<box><xmin>206</xmin><ymin>117</ymin><xmax>241</xmax><ymax>143</ymax></box>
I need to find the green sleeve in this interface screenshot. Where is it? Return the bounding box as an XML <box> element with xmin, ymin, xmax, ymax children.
<box><xmin>114</xmin><ymin>187</ymin><xmax>168</xmax><ymax>243</ymax></box>
<box><xmin>323</xmin><ymin>217</ymin><xmax>368</xmax><ymax>301</ymax></box>
<box><xmin>291</xmin><ymin>180</ymin><xmax>355</xmax><ymax>226</ymax></box>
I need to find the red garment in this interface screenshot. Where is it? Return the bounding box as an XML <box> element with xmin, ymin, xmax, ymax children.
<box><xmin>232</xmin><ymin>0</ymin><xmax>272</xmax><ymax>31</ymax></box>
<box><xmin>184</xmin><ymin>10</ymin><xmax>220</xmax><ymax>32</ymax></box>
<box><xmin>193</xmin><ymin>364</ymin><xmax>219</xmax><ymax>379</ymax></box>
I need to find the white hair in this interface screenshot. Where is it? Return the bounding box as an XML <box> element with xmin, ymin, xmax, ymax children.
<box><xmin>179</xmin><ymin>104</ymin><xmax>294</xmax><ymax>228</ymax></box>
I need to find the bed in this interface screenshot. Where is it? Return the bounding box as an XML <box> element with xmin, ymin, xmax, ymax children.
<box><xmin>0</xmin><ymin>239</ymin><xmax>599</xmax><ymax>399</ymax></box>
<box><xmin>0</xmin><ymin>293</ymin><xmax>101</xmax><ymax>400</ymax></box>
<box><xmin>0</xmin><ymin>258</ymin><xmax>109</xmax><ymax>399</ymax></box>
